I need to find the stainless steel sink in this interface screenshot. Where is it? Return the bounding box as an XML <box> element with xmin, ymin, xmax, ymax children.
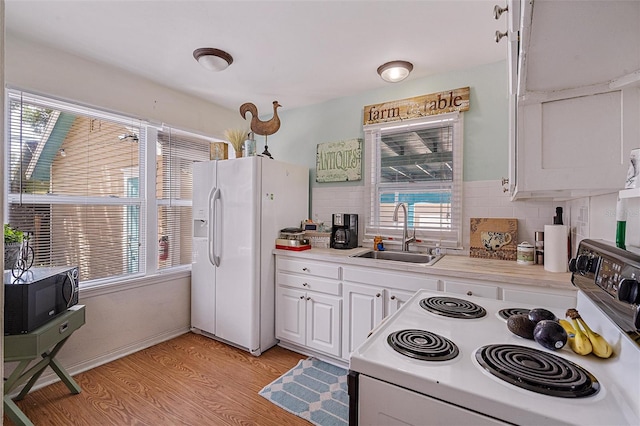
<box><xmin>351</xmin><ymin>250</ymin><xmax>442</xmax><ymax>266</ymax></box>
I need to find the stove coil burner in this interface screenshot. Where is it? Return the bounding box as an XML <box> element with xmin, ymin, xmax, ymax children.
<box><xmin>419</xmin><ymin>296</ymin><xmax>487</xmax><ymax>319</ymax></box>
<box><xmin>387</xmin><ymin>329</ymin><xmax>459</xmax><ymax>361</ymax></box>
<box><xmin>475</xmin><ymin>344</ymin><xmax>599</xmax><ymax>398</ymax></box>
<box><xmin>498</xmin><ymin>307</ymin><xmax>530</xmax><ymax>320</ymax></box>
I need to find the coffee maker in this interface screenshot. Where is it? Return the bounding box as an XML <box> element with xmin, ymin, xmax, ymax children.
<box><xmin>330</xmin><ymin>213</ymin><xmax>358</xmax><ymax>249</ymax></box>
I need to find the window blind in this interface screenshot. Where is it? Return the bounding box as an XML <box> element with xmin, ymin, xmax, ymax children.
<box><xmin>156</xmin><ymin>128</ymin><xmax>211</xmax><ymax>270</ymax></box>
<box><xmin>365</xmin><ymin>114</ymin><xmax>463</xmax><ymax>247</ymax></box>
<box><xmin>7</xmin><ymin>91</ymin><xmax>145</xmax><ymax>282</ymax></box>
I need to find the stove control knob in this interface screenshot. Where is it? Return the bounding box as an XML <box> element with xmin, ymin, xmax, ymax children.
<box><xmin>569</xmin><ymin>258</ymin><xmax>578</xmax><ymax>272</ymax></box>
<box><xmin>618</xmin><ymin>278</ymin><xmax>640</xmax><ymax>304</ymax></box>
<box><xmin>569</xmin><ymin>255</ymin><xmax>591</xmax><ymax>273</ymax></box>
<box><xmin>634</xmin><ymin>305</ymin><xmax>640</xmax><ymax>330</ymax></box>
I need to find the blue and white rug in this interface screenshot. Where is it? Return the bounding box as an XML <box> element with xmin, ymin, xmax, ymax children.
<box><xmin>259</xmin><ymin>357</ymin><xmax>349</xmax><ymax>426</ymax></box>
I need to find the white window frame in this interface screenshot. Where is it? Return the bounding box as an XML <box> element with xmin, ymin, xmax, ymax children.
<box><xmin>4</xmin><ymin>88</ymin><xmax>214</xmax><ymax>287</ymax></box>
<box><xmin>363</xmin><ymin>112</ymin><xmax>463</xmax><ymax>249</ymax></box>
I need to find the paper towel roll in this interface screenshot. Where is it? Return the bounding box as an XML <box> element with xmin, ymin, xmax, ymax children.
<box><xmin>544</xmin><ymin>225</ymin><xmax>568</xmax><ymax>272</ymax></box>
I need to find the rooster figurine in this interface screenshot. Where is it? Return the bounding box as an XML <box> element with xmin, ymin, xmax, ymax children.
<box><xmin>239</xmin><ymin>100</ymin><xmax>282</xmax><ymax>158</ymax></box>
<box><xmin>239</xmin><ymin>100</ymin><xmax>282</xmax><ymax>136</ymax></box>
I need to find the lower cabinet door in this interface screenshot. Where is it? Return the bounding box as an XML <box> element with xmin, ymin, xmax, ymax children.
<box><xmin>342</xmin><ymin>283</ymin><xmax>384</xmax><ymax>360</ymax></box>
<box><xmin>275</xmin><ymin>286</ymin><xmax>306</xmax><ymax>346</ymax></box>
<box><xmin>386</xmin><ymin>288</ymin><xmax>415</xmax><ymax>316</ymax></box>
<box><xmin>306</xmin><ymin>292</ymin><xmax>342</xmax><ymax>357</ymax></box>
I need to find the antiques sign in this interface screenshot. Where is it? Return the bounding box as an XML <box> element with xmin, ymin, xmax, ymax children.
<box><xmin>316</xmin><ymin>138</ymin><xmax>362</xmax><ymax>183</ymax></box>
<box><xmin>363</xmin><ymin>87</ymin><xmax>470</xmax><ymax>125</ymax></box>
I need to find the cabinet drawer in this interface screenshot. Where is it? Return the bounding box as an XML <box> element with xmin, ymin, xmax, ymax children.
<box><xmin>277</xmin><ymin>272</ymin><xmax>341</xmax><ymax>296</ymax></box>
<box><xmin>342</xmin><ymin>267</ymin><xmax>438</xmax><ymax>292</ymax></box>
<box><xmin>277</xmin><ymin>257</ymin><xmax>340</xmax><ymax>280</ymax></box>
<box><xmin>4</xmin><ymin>305</ymin><xmax>86</xmax><ymax>361</ymax></box>
<box><xmin>502</xmin><ymin>288</ymin><xmax>576</xmax><ymax>309</ymax></box>
<box><xmin>443</xmin><ymin>280</ymin><xmax>499</xmax><ymax>300</ymax></box>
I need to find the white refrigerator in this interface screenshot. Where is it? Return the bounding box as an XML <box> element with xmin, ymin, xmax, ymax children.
<box><xmin>191</xmin><ymin>156</ymin><xmax>308</xmax><ymax>355</ymax></box>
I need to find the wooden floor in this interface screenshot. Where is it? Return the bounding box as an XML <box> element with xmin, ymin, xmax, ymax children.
<box><xmin>3</xmin><ymin>333</ymin><xmax>310</xmax><ymax>425</ymax></box>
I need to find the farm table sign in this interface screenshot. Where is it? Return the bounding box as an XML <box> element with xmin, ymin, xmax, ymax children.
<box><xmin>363</xmin><ymin>87</ymin><xmax>470</xmax><ymax>125</ymax></box>
<box><xmin>316</xmin><ymin>138</ymin><xmax>362</xmax><ymax>182</ymax></box>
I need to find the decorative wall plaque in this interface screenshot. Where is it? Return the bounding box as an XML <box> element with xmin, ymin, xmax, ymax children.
<box><xmin>316</xmin><ymin>138</ymin><xmax>362</xmax><ymax>183</ymax></box>
<box><xmin>363</xmin><ymin>87</ymin><xmax>470</xmax><ymax>126</ymax></box>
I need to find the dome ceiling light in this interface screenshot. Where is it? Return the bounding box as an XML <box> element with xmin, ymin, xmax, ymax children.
<box><xmin>377</xmin><ymin>60</ymin><xmax>413</xmax><ymax>83</ymax></box>
<box><xmin>193</xmin><ymin>48</ymin><xmax>234</xmax><ymax>72</ymax></box>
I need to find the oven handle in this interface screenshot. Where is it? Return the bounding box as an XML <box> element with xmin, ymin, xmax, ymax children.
<box><xmin>348</xmin><ymin>370</ymin><xmax>359</xmax><ymax>426</ymax></box>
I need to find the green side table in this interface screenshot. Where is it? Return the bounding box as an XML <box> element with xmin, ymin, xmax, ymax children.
<box><xmin>4</xmin><ymin>305</ymin><xmax>86</xmax><ymax>426</ymax></box>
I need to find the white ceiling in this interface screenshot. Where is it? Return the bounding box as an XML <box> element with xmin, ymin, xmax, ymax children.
<box><xmin>5</xmin><ymin>0</ymin><xmax>507</xmax><ymax>112</ymax></box>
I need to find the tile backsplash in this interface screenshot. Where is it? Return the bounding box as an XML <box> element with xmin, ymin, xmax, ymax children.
<box><xmin>311</xmin><ymin>180</ymin><xmax>565</xmax><ymax>253</ymax></box>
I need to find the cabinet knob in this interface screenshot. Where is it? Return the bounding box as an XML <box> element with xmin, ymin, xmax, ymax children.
<box><xmin>495</xmin><ymin>30</ymin><xmax>508</xmax><ymax>43</ymax></box>
<box><xmin>306</xmin><ymin>296</ymin><xmax>311</xmax><ymax>301</ymax></box>
<box><xmin>493</xmin><ymin>4</ymin><xmax>508</xmax><ymax>20</ymax></box>
<box><xmin>302</xmin><ymin>267</ymin><xmax>309</xmax><ymax>272</ymax></box>
<box><xmin>302</xmin><ymin>282</ymin><xmax>308</xmax><ymax>287</ymax></box>
<box><xmin>467</xmin><ymin>291</ymin><xmax>473</xmax><ymax>296</ymax></box>
<box><xmin>376</xmin><ymin>293</ymin><xmax>381</xmax><ymax>298</ymax></box>
<box><xmin>501</xmin><ymin>177</ymin><xmax>510</xmax><ymax>192</ymax></box>
<box><xmin>299</xmin><ymin>295</ymin><xmax>305</xmax><ymax>299</ymax></box>
<box><xmin>390</xmin><ymin>295</ymin><xmax>396</xmax><ymax>300</ymax></box>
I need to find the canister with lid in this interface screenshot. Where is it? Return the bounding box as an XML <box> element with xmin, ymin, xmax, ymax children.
<box><xmin>517</xmin><ymin>241</ymin><xmax>535</xmax><ymax>265</ymax></box>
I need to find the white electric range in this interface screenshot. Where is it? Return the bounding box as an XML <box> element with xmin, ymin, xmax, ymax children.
<box><xmin>348</xmin><ymin>239</ymin><xmax>640</xmax><ymax>425</ymax></box>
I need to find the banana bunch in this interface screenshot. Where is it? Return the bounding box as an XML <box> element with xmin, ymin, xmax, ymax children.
<box><xmin>559</xmin><ymin>318</ymin><xmax>591</xmax><ymax>356</ymax></box>
<box><xmin>564</xmin><ymin>309</ymin><xmax>613</xmax><ymax>358</ymax></box>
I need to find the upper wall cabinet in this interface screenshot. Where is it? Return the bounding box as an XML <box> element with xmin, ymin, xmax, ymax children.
<box><xmin>508</xmin><ymin>0</ymin><xmax>640</xmax><ymax>200</ymax></box>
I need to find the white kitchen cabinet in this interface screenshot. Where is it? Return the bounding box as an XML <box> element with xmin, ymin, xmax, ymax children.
<box><xmin>275</xmin><ymin>286</ymin><xmax>342</xmax><ymax>357</ymax></box>
<box><xmin>305</xmin><ymin>291</ymin><xmax>341</xmax><ymax>356</ymax></box>
<box><xmin>276</xmin><ymin>286</ymin><xmax>306</xmax><ymax>346</ymax></box>
<box><xmin>514</xmin><ymin>87</ymin><xmax>639</xmax><ymax>199</ymax></box>
<box><xmin>509</xmin><ymin>0</ymin><xmax>640</xmax><ymax>199</ymax></box>
<box><xmin>501</xmin><ymin>286</ymin><xmax>575</xmax><ymax>310</ymax></box>
<box><xmin>275</xmin><ymin>256</ymin><xmax>342</xmax><ymax>358</ymax></box>
<box><xmin>442</xmin><ymin>279</ymin><xmax>500</xmax><ymax>300</ymax></box>
<box><xmin>274</xmin><ymin>252</ymin><xmax>577</xmax><ymax>361</ymax></box>
<box><xmin>342</xmin><ymin>282</ymin><xmax>384</xmax><ymax>359</ymax></box>
<box><xmin>277</xmin><ymin>256</ymin><xmax>340</xmax><ymax>280</ymax></box>
<box><xmin>342</xmin><ymin>266</ymin><xmax>439</xmax><ymax>292</ymax></box>
<box><xmin>386</xmin><ymin>288</ymin><xmax>415</xmax><ymax>316</ymax></box>
<box><xmin>441</xmin><ymin>277</ymin><xmax>575</xmax><ymax>307</ymax></box>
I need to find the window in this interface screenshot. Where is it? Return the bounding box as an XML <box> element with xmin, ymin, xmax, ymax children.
<box><xmin>156</xmin><ymin>129</ymin><xmax>210</xmax><ymax>270</ymax></box>
<box><xmin>364</xmin><ymin>112</ymin><xmax>463</xmax><ymax>248</ymax></box>
<box><xmin>6</xmin><ymin>90</ymin><xmax>213</xmax><ymax>284</ymax></box>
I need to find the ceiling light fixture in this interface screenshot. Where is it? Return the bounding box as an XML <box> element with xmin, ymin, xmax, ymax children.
<box><xmin>193</xmin><ymin>48</ymin><xmax>234</xmax><ymax>72</ymax></box>
<box><xmin>377</xmin><ymin>60</ymin><xmax>413</xmax><ymax>83</ymax></box>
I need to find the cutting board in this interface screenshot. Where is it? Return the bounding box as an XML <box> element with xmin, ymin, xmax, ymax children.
<box><xmin>470</xmin><ymin>218</ymin><xmax>518</xmax><ymax>261</ymax></box>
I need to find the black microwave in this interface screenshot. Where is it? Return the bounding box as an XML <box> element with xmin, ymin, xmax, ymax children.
<box><xmin>4</xmin><ymin>266</ymin><xmax>79</xmax><ymax>335</ymax></box>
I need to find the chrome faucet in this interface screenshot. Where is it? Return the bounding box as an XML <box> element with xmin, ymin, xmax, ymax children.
<box><xmin>393</xmin><ymin>202</ymin><xmax>416</xmax><ymax>252</ymax></box>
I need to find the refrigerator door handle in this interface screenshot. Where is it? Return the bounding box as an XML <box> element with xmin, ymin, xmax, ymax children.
<box><xmin>208</xmin><ymin>187</ymin><xmax>221</xmax><ymax>267</ymax></box>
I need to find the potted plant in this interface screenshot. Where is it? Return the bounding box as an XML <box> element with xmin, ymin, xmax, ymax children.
<box><xmin>4</xmin><ymin>224</ymin><xmax>24</xmax><ymax>270</ymax></box>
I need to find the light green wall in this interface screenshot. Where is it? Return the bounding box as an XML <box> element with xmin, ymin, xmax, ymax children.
<box><xmin>265</xmin><ymin>60</ymin><xmax>509</xmax><ymax>186</ymax></box>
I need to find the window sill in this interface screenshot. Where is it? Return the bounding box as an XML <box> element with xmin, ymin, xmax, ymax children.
<box><xmin>79</xmin><ymin>267</ymin><xmax>191</xmax><ymax>298</ymax></box>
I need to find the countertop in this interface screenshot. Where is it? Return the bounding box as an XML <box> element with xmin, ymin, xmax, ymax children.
<box><xmin>273</xmin><ymin>247</ymin><xmax>575</xmax><ymax>291</ymax></box>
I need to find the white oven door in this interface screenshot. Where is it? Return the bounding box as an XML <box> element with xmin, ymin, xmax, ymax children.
<box><xmin>358</xmin><ymin>375</ymin><xmax>508</xmax><ymax>425</ymax></box>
